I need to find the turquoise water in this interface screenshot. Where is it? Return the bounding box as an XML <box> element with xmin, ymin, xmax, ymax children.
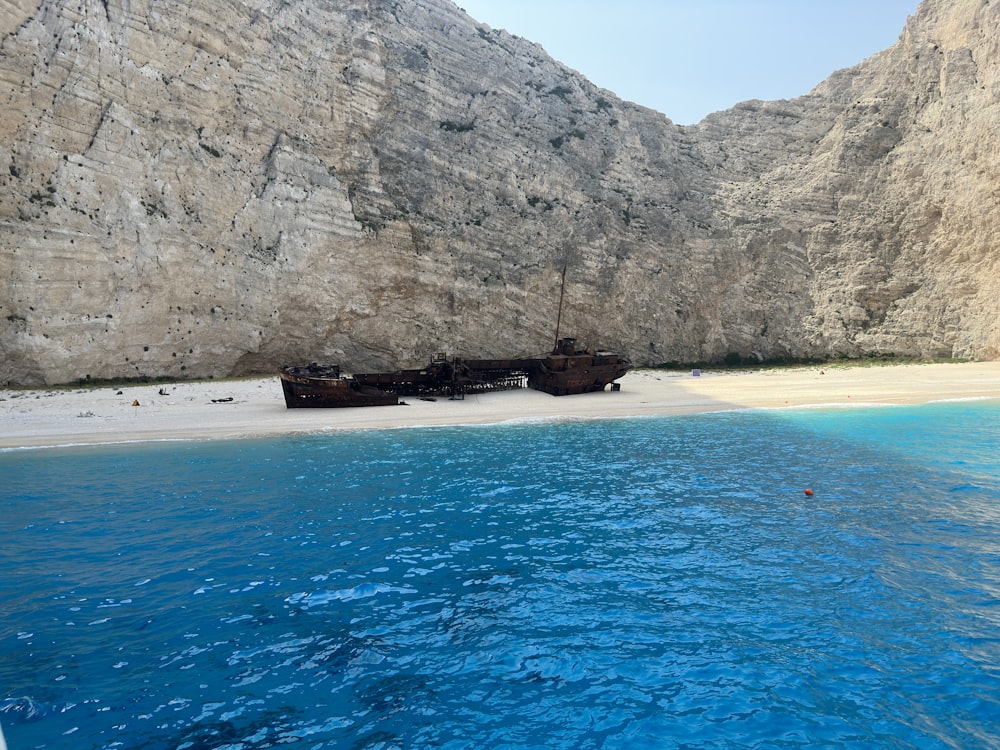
<box><xmin>2</xmin><ymin>400</ymin><xmax>1000</xmax><ymax>749</ymax></box>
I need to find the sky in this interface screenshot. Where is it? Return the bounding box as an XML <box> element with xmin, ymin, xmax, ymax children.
<box><xmin>456</xmin><ymin>0</ymin><xmax>919</xmax><ymax>125</ymax></box>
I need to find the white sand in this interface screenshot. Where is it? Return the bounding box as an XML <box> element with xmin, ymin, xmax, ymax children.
<box><xmin>3</xmin><ymin>361</ymin><xmax>999</xmax><ymax>450</ymax></box>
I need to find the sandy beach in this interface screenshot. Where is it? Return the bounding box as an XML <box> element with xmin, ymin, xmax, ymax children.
<box><xmin>2</xmin><ymin>361</ymin><xmax>999</xmax><ymax>450</ymax></box>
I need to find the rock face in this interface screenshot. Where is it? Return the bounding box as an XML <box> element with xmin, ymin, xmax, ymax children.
<box><xmin>1</xmin><ymin>0</ymin><xmax>998</xmax><ymax>384</ymax></box>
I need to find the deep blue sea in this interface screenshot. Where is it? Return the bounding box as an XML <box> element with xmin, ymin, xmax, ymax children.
<box><xmin>2</xmin><ymin>400</ymin><xmax>1000</xmax><ymax>750</ymax></box>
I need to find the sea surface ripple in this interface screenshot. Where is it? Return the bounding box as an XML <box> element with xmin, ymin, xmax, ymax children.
<box><xmin>2</xmin><ymin>401</ymin><xmax>1000</xmax><ymax>749</ymax></box>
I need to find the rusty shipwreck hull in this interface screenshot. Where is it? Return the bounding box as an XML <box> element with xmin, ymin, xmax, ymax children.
<box><xmin>279</xmin><ymin>364</ymin><xmax>399</xmax><ymax>408</ymax></box>
<box><xmin>279</xmin><ymin>338</ymin><xmax>632</xmax><ymax>408</ymax></box>
<box><xmin>526</xmin><ymin>338</ymin><xmax>632</xmax><ymax>396</ymax></box>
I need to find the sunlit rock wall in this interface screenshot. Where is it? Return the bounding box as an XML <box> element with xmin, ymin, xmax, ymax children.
<box><xmin>1</xmin><ymin>0</ymin><xmax>997</xmax><ymax>384</ymax></box>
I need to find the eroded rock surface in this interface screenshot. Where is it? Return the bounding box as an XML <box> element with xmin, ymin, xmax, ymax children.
<box><xmin>1</xmin><ymin>0</ymin><xmax>998</xmax><ymax>384</ymax></box>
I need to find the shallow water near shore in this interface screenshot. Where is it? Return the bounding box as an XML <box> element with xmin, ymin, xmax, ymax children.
<box><xmin>2</xmin><ymin>400</ymin><xmax>1000</xmax><ymax>749</ymax></box>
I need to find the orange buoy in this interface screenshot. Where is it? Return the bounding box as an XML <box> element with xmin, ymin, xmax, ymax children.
<box><xmin>804</xmin><ymin>488</ymin><xmax>814</xmax><ymax>496</ymax></box>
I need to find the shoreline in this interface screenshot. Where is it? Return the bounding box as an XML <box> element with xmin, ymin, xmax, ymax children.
<box><xmin>3</xmin><ymin>361</ymin><xmax>1000</xmax><ymax>451</ymax></box>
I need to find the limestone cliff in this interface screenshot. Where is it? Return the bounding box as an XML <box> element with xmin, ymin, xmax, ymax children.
<box><xmin>0</xmin><ymin>0</ymin><xmax>997</xmax><ymax>384</ymax></box>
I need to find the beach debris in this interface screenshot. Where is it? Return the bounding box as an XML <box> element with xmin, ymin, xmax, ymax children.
<box><xmin>131</xmin><ymin>399</ymin><xmax>140</xmax><ymax>407</ymax></box>
<box><xmin>211</xmin><ymin>397</ymin><xmax>234</xmax><ymax>403</ymax></box>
